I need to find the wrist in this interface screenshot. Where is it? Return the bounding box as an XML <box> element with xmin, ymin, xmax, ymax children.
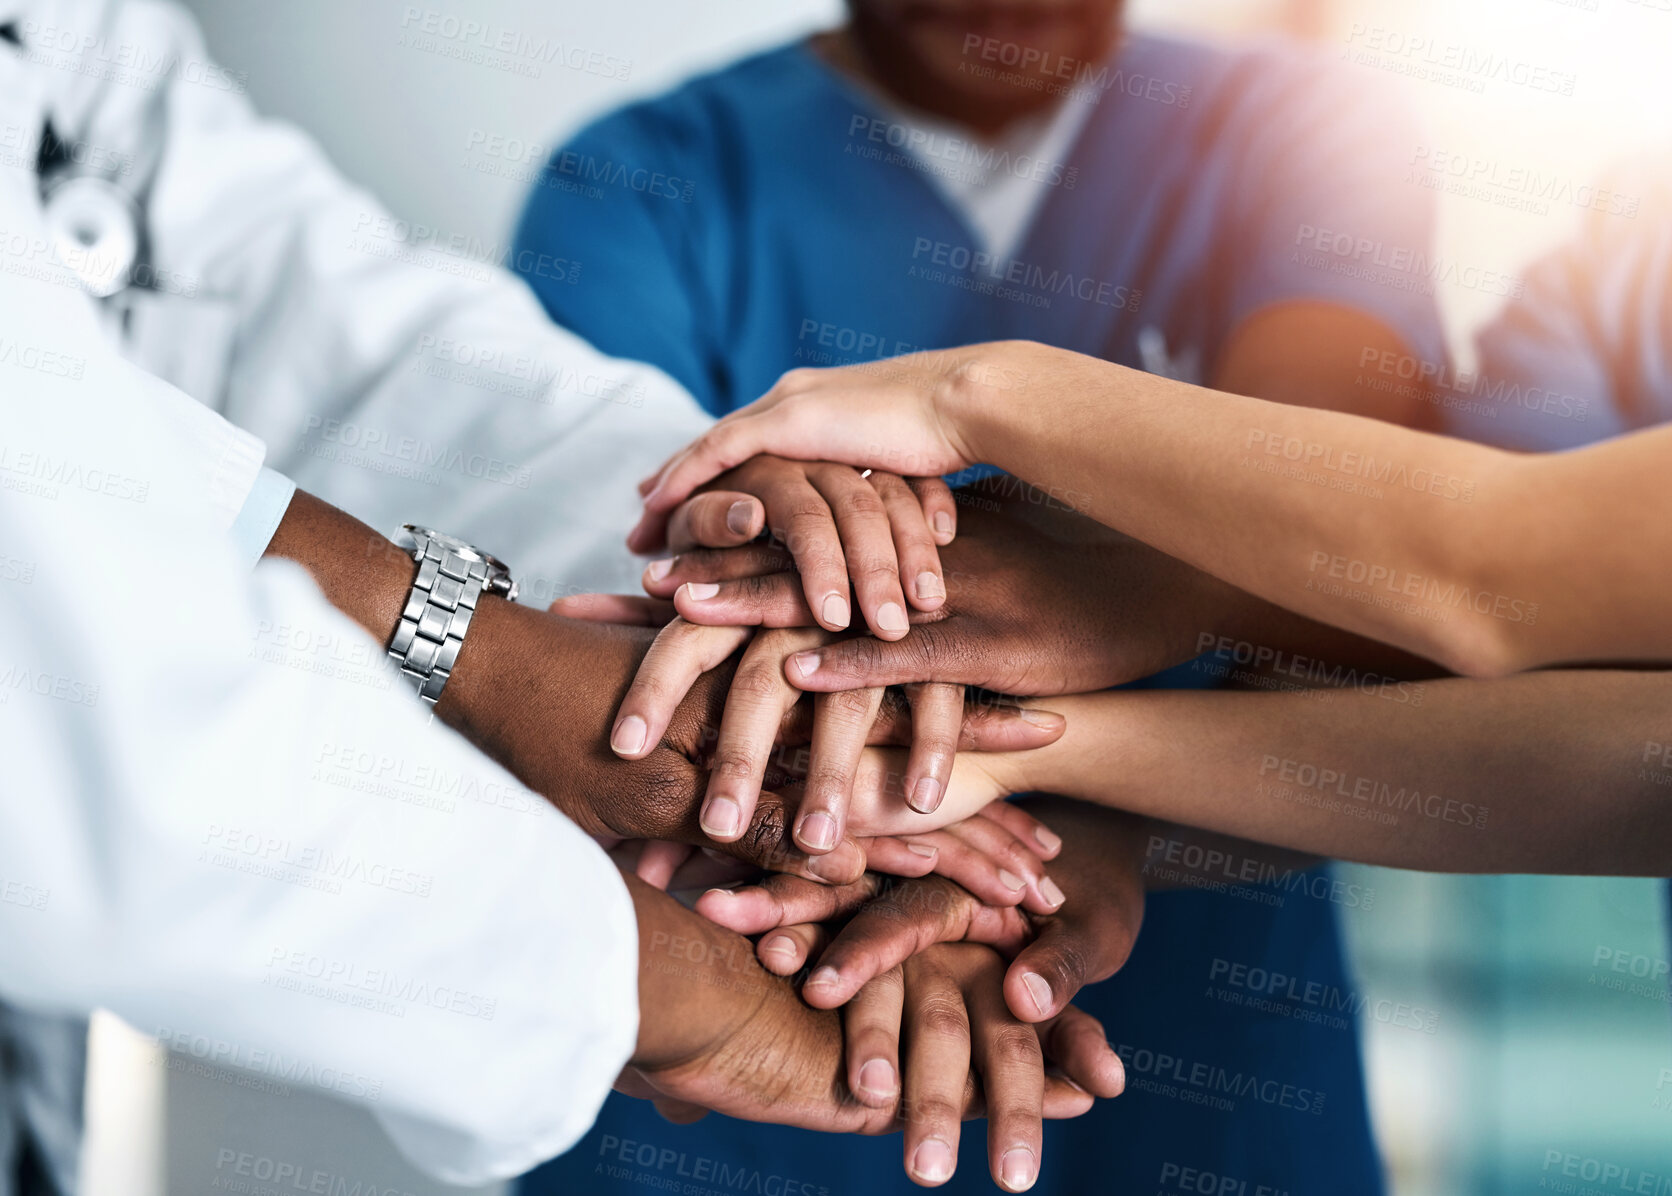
<box><xmin>625</xmin><ymin>872</ymin><xmax>771</xmax><ymax>1069</ymax></box>
<box><xmin>264</xmin><ymin>490</ymin><xmax>417</xmax><ymax>645</ymax></box>
<box><xmin>941</xmin><ymin>342</ymin><xmax>1025</xmax><ymax>468</ymax></box>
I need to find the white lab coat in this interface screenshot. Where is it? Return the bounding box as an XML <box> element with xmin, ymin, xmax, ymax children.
<box><xmin>0</xmin><ymin>0</ymin><xmax>716</xmax><ymax>1186</ymax></box>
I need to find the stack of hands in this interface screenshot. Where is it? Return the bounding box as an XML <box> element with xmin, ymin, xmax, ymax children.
<box><xmin>500</xmin><ymin>452</ymin><xmax>1226</xmax><ymax>1190</ymax></box>
<box><xmin>340</xmin><ymin>452</ymin><xmax>1186</xmax><ymax>1190</ymax></box>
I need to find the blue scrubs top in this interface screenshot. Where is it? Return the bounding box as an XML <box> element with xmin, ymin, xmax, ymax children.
<box><xmin>515</xmin><ymin>32</ymin><xmax>1445</xmax><ymax>1196</ymax></box>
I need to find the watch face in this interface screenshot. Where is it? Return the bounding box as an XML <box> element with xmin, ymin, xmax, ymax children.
<box><xmin>426</xmin><ymin>530</ymin><xmax>485</xmax><ymax>562</ymax></box>
<box><xmin>401</xmin><ymin>525</ymin><xmax>512</xmax><ymax>585</ymax></box>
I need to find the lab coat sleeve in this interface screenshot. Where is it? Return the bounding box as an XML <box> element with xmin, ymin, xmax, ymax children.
<box><xmin>0</xmin><ymin>273</ymin><xmax>639</xmax><ymax>1186</ymax></box>
<box><xmin>73</xmin><ymin>0</ymin><xmax>712</xmax><ymax>594</ymax></box>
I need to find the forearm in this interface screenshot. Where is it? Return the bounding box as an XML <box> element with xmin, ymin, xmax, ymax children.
<box><xmin>1000</xmin><ymin>672</ymin><xmax>1672</xmax><ymax>876</ymax></box>
<box><xmin>955</xmin><ymin>343</ymin><xmax>1671</xmax><ymax>675</ymax></box>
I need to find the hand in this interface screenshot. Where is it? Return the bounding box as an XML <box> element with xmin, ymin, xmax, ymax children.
<box><xmin>699</xmin><ymin>799</ymin><xmax>1148</xmax><ymax>1024</ymax></box>
<box><xmin>622</xmin><ymin>877</ymin><xmax>1119</xmax><ymax>1191</ymax></box>
<box><xmin>842</xmin><ymin>943</ymin><xmax>1123</xmax><ymax>1190</ymax></box>
<box><xmin>646</xmin><ymin>487</ymin><xmax>1241</xmax><ymax>696</ymax></box>
<box><xmin>547</xmin><ymin>601</ymin><xmax>1065</xmax><ymax>859</ymax></box>
<box><xmin>633</xmin><ymin>345</ymin><xmax>1019</xmax><ymax>541</ymax></box>
<box><xmin>632</xmin><ymin>456</ymin><xmax>957</xmax><ymax>640</ymax></box>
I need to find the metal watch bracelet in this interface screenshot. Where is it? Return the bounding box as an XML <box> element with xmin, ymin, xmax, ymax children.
<box><xmin>387</xmin><ymin>529</ymin><xmax>515</xmax><ymax>704</ymax></box>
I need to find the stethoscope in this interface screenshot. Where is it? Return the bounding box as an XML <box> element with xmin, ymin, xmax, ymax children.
<box><xmin>40</xmin><ymin>159</ymin><xmax>143</xmax><ymax>300</ymax></box>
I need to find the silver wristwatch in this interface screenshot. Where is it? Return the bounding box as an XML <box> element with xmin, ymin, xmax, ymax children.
<box><xmin>388</xmin><ymin>525</ymin><xmax>518</xmax><ymax>703</ymax></box>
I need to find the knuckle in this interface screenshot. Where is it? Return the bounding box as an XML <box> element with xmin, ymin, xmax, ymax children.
<box><xmin>988</xmin><ymin>1023</ymin><xmax>1044</xmax><ymax>1066</ymax></box>
<box><xmin>731</xmin><ymin>664</ymin><xmax>786</xmax><ymax>704</ymax></box>
<box><xmin>910</xmin><ymin>1096</ymin><xmax>964</xmax><ymax>1128</ymax></box>
<box><xmin>914</xmin><ymin>998</ymin><xmax>970</xmax><ymax>1043</ymax></box>
<box><xmin>710</xmin><ymin>753</ymin><xmax>762</xmax><ymax>785</ymax></box>
<box><xmin>849</xmin><ymin>554</ymin><xmax>900</xmax><ymax>583</ymax></box>
<box><xmin>838</xmin><ymin>490</ymin><xmax>887</xmax><ymax>521</ymax></box>
<box><xmin>823</xmin><ymin>687</ymin><xmax>878</xmax><ymax>721</ymax></box>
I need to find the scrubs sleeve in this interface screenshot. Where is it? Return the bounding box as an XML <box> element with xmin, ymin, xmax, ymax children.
<box><xmin>514</xmin><ymin>108</ymin><xmax>726</xmax><ymax>414</ymax></box>
<box><xmin>1216</xmin><ymin>50</ymin><xmax>1448</xmax><ymax>373</ymax></box>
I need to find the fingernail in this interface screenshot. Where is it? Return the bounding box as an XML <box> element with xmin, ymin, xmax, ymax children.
<box><xmin>1034</xmin><ymin>826</ymin><xmax>1062</xmax><ymax>853</ymax></box>
<box><xmin>999</xmin><ymin>1147</ymin><xmax>1037</xmax><ymax>1192</ymax></box>
<box><xmin>726</xmin><ymin>500</ymin><xmax>756</xmax><ymax>536</ymax></box>
<box><xmin>856</xmin><ymin>1058</ymin><xmax>897</xmax><ymax>1099</ymax></box>
<box><xmin>683</xmin><ymin>581</ymin><xmax>720</xmax><ymax>601</ymax></box>
<box><xmin>1040</xmin><ymin>876</ymin><xmax>1066</xmax><ymax>908</ymax></box>
<box><xmin>911</xmin><ymin>1139</ymin><xmax>955</xmax><ymax>1184</ymax></box>
<box><xmin>798</xmin><ymin>811</ymin><xmax>838</xmax><ymax>851</ymax></box>
<box><xmin>1019</xmin><ymin>708</ymin><xmax>1061</xmax><ymax>729</ymax></box>
<box><xmin>915</xmin><ymin>571</ymin><xmax>944</xmax><ymax>602</ymax></box>
<box><xmin>909</xmin><ymin>776</ymin><xmax>942</xmax><ymax>813</ymax></box>
<box><xmin>876</xmin><ymin>601</ymin><xmax>909</xmax><ymax>633</ymax></box>
<box><xmin>933</xmin><ymin>512</ymin><xmax>955</xmax><ymax>540</ymax></box>
<box><xmin>790</xmin><ymin>651</ymin><xmax>822</xmax><ymax>679</ymax></box>
<box><xmin>646</xmin><ymin>557</ymin><xmax>675</xmax><ymax>582</ymax></box>
<box><xmin>806</xmin><ymin>966</ymin><xmax>839</xmax><ymax>989</ymax></box>
<box><xmin>761</xmin><ymin>934</ymin><xmax>796</xmax><ymax>958</ymax></box>
<box><xmin>610</xmin><ymin>715</ymin><xmax>648</xmax><ymax>756</ymax></box>
<box><xmin>906</xmin><ymin>840</ymin><xmax>938</xmax><ymax>859</ymax></box>
<box><xmin>701</xmin><ymin>887</ymin><xmax>734</xmax><ymax>903</ymax></box>
<box><xmin>701</xmin><ymin>796</ymin><xmax>742</xmax><ymax>838</ymax></box>
<box><xmin>821</xmin><ymin>593</ymin><xmax>850</xmax><ymax>629</ymax></box>
<box><xmin>1020</xmin><ymin>971</ymin><xmax>1052</xmax><ymax>1018</ymax></box>
<box><xmin>998</xmin><ymin>869</ymin><xmax>1026</xmax><ymax>892</ymax></box>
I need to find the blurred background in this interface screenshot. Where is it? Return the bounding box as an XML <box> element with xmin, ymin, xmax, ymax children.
<box><xmin>87</xmin><ymin>2</ymin><xmax>1668</xmax><ymax>1194</ymax></box>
